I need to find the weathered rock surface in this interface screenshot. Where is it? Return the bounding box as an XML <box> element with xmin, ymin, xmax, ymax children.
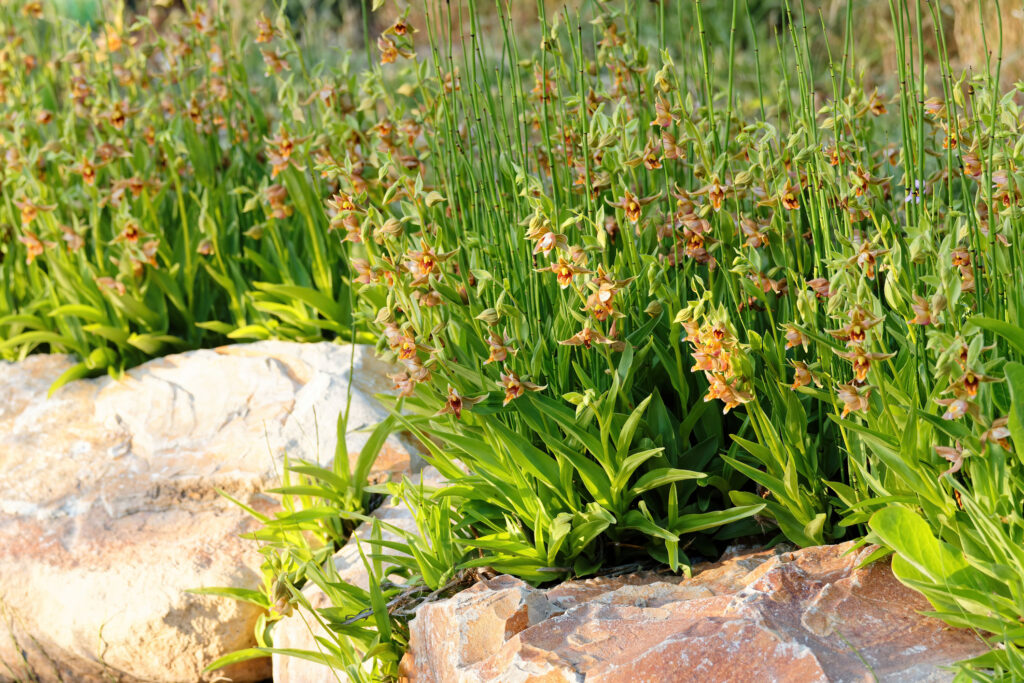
<box><xmin>0</xmin><ymin>341</ymin><xmax>417</xmax><ymax>683</ymax></box>
<box><xmin>272</xmin><ymin>466</ymin><xmax>445</xmax><ymax>683</ymax></box>
<box><xmin>401</xmin><ymin>542</ymin><xmax>988</xmax><ymax>683</ymax></box>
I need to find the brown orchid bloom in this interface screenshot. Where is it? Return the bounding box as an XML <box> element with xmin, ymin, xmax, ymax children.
<box><xmin>484</xmin><ymin>331</ymin><xmax>517</xmax><ymax>365</ymax></box>
<box><xmin>265</xmin><ymin>184</ymin><xmax>293</xmax><ymax>219</ymax></box>
<box><xmin>950</xmin><ymin>369</ymin><xmax>998</xmax><ymax>399</ymax></box>
<box><xmin>539</xmin><ymin>256</ymin><xmax>591</xmax><ymax>289</ymax></box>
<box><xmin>14</xmin><ymin>199</ymin><xmax>56</xmax><ymax>226</ymax></box>
<box><xmin>650</xmin><ymin>97</ymin><xmax>676</xmax><ymax>128</ymax></box>
<box><xmin>525</xmin><ymin>220</ymin><xmax>568</xmax><ymax>255</ymax></box>
<box><xmin>559</xmin><ymin>325</ymin><xmax>625</xmax><ymax>351</ymax></box>
<box><xmin>261</xmin><ymin>49</ymin><xmax>290</xmax><ymax>75</ymax></box>
<box><xmin>695</xmin><ymin>177</ymin><xmax>729</xmax><ymax>211</ymax></box>
<box><xmin>935</xmin><ymin>442</ymin><xmax>965</xmax><ymax>478</ymax></box>
<box><xmin>740</xmin><ymin>216</ymin><xmax>770</xmax><ymax>248</ymax></box>
<box><xmin>935</xmin><ymin>387</ymin><xmax>975</xmax><ymax>421</ymax></box>
<box><xmin>72</xmin><ymin>156</ymin><xmax>97</xmax><ymax>185</ymax></box>
<box><xmin>790</xmin><ymin>360</ymin><xmax>822</xmax><ymax>390</ymax></box>
<box><xmin>116</xmin><ymin>221</ymin><xmax>144</xmax><ymax>244</ymax></box>
<box><xmin>910</xmin><ymin>295</ymin><xmax>934</xmax><ymax>326</ymax></box>
<box><xmin>265</xmin><ymin>128</ymin><xmax>308</xmax><ymax>178</ymax></box>
<box><xmin>850</xmin><ymin>235</ymin><xmax>888</xmax><ymax>280</ymax></box>
<box><xmin>783</xmin><ymin>324</ymin><xmax>810</xmax><ymax>352</ymax></box>
<box><xmin>95</xmin><ymin>276</ymin><xmax>126</xmax><ymax>296</ymax></box>
<box><xmin>378</xmin><ymin>35</ymin><xmax>413</xmax><ymax>65</ymax></box>
<box><xmin>608</xmin><ymin>189</ymin><xmax>659</xmax><ymax>223</ymax></box>
<box><xmin>405</xmin><ymin>240</ymin><xmax>455</xmax><ymax>287</ymax></box>
<box><xmin>390</xmin><ymin>371</ymin><xmax>417</xmax><ymax>398</ymax></box>
<box><xmin>641</xmin><ymin>140</ymin><xmax>662</xmax><ymax>170</ymax></box>
<box><xmin>498</xmin><ymin>370</ymin><xmax>545</xmax><ymax>406</ymax></box>
<box><xmin>59</xmin><ymin>224</ymin><xmax>84</xmax><ymax>251</ymax></box>
<box><xmin>18</xmin><ymin>231</ymin><xmax>56</xmax><ymax>264</ymax></box>
<box><xmin>661</xmin><ymin>130</ymin><xmax>684</xmax><ymax>160</ymax></box>
<box><xmin>107</xmin><ymin>99</ymin><xmax>138</xmax><ymax>130</ymax></box>
<box><xmin>837</xmin><ymin>382</ymin><xmax>872</xmax><ymax>418</ymax></box>
<box><xmin>828</xmin><ymin>307</ymin><xmax>882</xmax><ymax>345</ymax></box>
<box><xmin>836</xmin><ymin>344</ymin><xmax>895</xmax><ymax>383</ymax></box>
<box><xmin>807</xmin><ymin>277</ymin><xmax>833</xmax><ymax>299</ymax></box>
<box><xmin>704</xmin><ymin>372</ymin><xmax>753</xmax><ymax>414</ymax></box>
<box><xmin>255</xmin><ymin>13</ymin><xmax>277</xmax><ymax>43</ymax></box>
<box><xmin>867</xmin><ymin>89</ymin><xmax>888</xmax><ymax>116</ymax></box>
<box><xmin>980</xmin><ymin>417</ymin><xmax>1011</xmax><ymax>451</ymax></box>
<box><xmin>780</xmin><ymin>183</ymin><xmax>800</xmax><ymax>211</ymax></box>
<box><xmin>436</xmin><ymin>385</ymin><xmax>484</xmax><ymax>419</ymax></box>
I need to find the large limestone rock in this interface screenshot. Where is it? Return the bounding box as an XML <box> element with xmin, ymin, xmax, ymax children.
<box><xmin>0</xmin><ymin>341</ymin><xmax>417</xmax><ymax>683</ymax></box>
<box><xmin>273</xmin><ymin>467</ymin><xmax>444</xmax><ymax>683</ymax></box>
<box><xmin>401</xmin><ymin>542</ymin><xmax>988</xmax><ymax>682</ymax></box>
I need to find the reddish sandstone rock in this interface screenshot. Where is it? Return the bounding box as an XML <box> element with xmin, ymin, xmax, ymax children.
<box><xmin>403</xmin><ymin>542</ymin><xmax>987</xmax><ymax>683</ymax></box>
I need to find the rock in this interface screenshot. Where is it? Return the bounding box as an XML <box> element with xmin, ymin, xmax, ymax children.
<box><xmin>272</xmin><ymin>467</ymin><xmax>445</xmax><ymax>683</ymax></box>
<box><xmin>401</xmin><ymin>542</ymin><xmax>988</xmax><ymax>683</ymax></box>
<box><xmin>0</xmin><ymin>341</ymin><xmax>417</xmax><ymax>683</ymax></box>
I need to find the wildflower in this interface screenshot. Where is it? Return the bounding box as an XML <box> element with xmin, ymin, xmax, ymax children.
<box><xmin>910</xmin><ymin>295</ymin><xmax>934</xmax><ymax>326</ymax></box>
<box><xmin>806</xmin><ymin>276</ymin><xmax>831</xmax><ymax>296</ymax></box>
<box><xmin>980</xmin><ymin>418</ymin><xmax>1011</xmax><ymax>450</ymax></box>
<box><xmin>790</xmin><ymin>360</ymin><xmax>821</xmax><ymax>390</ymax></box>
<box><xmin>378</xmin><ymin>35</ymin><xmax>413</xmax><ymax>64</ymax></box>
<box><xmin>828</xmin><ymin>307</ymin><xmax>882</xmax><ymax>345</ymax></box>
<box><xmin>484</xmin><ymin>331</ymin><xmax>516</xmax><ymax>365</ymax></box>
<box><xmin>922</xmin><ymin>97</ymin><xmax>946</xmax><ymax>119</ymax></box>
<box><xmin>265</xmin><ymin>128</ymin><xmax>308</xmax><ymax>178</ymax></box>
<box><xmin>14</xmin><ymin>199</ymin><xmax>56</xmax><ymax>226</ymax></box>
<box><xmin>386</xmin><ymin>17</ymin><xmax>413</xmax><ymax>37</ymax></box>
<box><xmin>850</xmin><ymin>234</ymin><xmax>888</xmax><ymax>279</ymax></box>
<box><xmin>903</xmin><ymin>179</ymin><xmax>925</xmax><ymax>204</ymax></box>
<box><xmin>18</xmin><ymin>231</ymin><xmax>56</xmax><ymax>264</ymax></box>
<box><xmin>116</xmin><ymin>221</ymin><xmax>144</xmax><ymax>244</ymax></box>
<box><xmin>559</xmin><ymin>325</ymin><xmax>625</xmax><ymax>351</ymax></box>
<box><xmin>72</xmin><ymin>156</ymin><xmax>97</xmax><ymax>185</ymax></box>
<box><xmin>261</xmin><ymin>49</ymin><xmax>290</xmax><ymax>75</ymax></box>
<box><xmin>783</xmin><ymin>324</ymin><xmax>810</xmax><ymax>352</ymax></box>
<box><xmin>608</xmin><ymin>189</ymin><xmax>659</xmax><ymax>223</ymax></box>
<box><xmin>390</xmin><ymin>371</ymin><xmax>417</xmax><ymax>398</ymax></box>
<box><xmin>498</xmin><ymin>370</ymin><xmax>545</xmax><ymax>406</ymax></box>
<box><xmin>59</xmin><ymin>225</ymin><xmax>84</xmax><ymax>251</ymax></box>
<box><xmin>255</xmin><ymin>13</ymin><xmax>277</xmax><ymax>43</ymax></box>
<box><xmin>95</xmin><ymin>276</ymin><xmax>126</xmax><ymax>296</ymax></box>
<box><xmin>525</xmin><ymin>219</ymin><xmax>568</xmax><ymax>255</ymax></box>
<box><xmin>405</xmin><ymin>240</ymin><xmax>455</xmax><ymax>287</ymax></box>
<box><xmin>704</xmin><ymin>373</ymin><xmax>753</xmax><ymax>414</ymax></box>
<box><xmin>539</xmin><ymin>256</ymin><xmax>591</xmax><ymax>289</ymax></box>
<box><xmin>935</xmin><ymin>442</ymin><xmax>965</xmax><ymax>478</ymax></box>
<box><xmin>661</xmin><ymin>130</ymin><xmax>684</xmax><ymax>160</ymax></box>
<box><xmin>265</xmin><ymin>184</ymin><xmax>293</xmax><ymax>219</ymax></box>
<box><xmin>951</xmin><ymin>369</ymin><xmax>998</xmax><ymax>399</ymax></box>
<box><xmin>436</xmin><ymin>385</ymin><xmax>484</xmax><ymax>419</ymax></box>
<box><xmin>935</xmin><ymin>392</ymin><xmax>974</xmax><ymax>421</ymax></box>
<box><xmin>650</xmin><ymin>97</ymin><xmax>676</xmax><ymax>127</ymax></box>
<box><xmin>696</xmin><ymin>177</ymin><xmax>729</xmax><ymax>211</ymax></box>
<box><xmin>780</xmin><ymin>183</ymin><xmax>800</xmax><ymax>210</ymax></box>
<box><xmin>22</xmin><ymin>2</ymin><xmax>43</xmax><ymax>18</ymax></box>
<box><xmin>740</xmin><ymin>216</ymin><xmax>769</xmax><ymax>248</ymax></box>
<box><xmin>107</xmin><ymin>99</ymin><xmax>137</xmax><ymax>130</ymax></box>
<box><xmin>837</xmin><ymin>383</ymin><xmax>872</xmax><ymax>418</ymax></box>
<box><xmin>836</xmin><ymin>345</ymin><xmax>895</xmax><ymax>382</ymax></box>
<box><xmin>641</xmin><ymin>140</ymin><xmax>662</xmax><ymax>170</ymax></box>
<box><xmin>867</xmin><ymin>89</ymin><xmax>888</xmax><ymax>116</ymax></box>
